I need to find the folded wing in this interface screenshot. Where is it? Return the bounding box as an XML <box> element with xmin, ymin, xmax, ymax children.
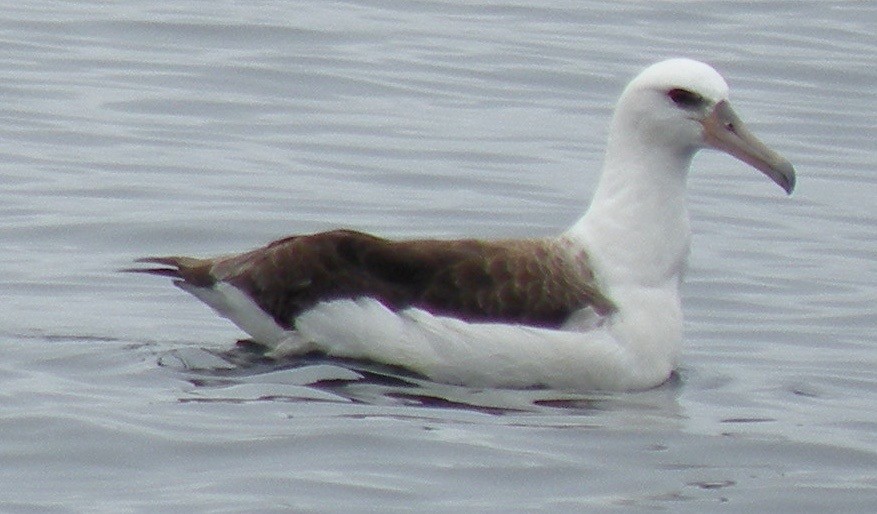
<box><xmin>136</xmin><ymin>229</ymin><xmax>615</xmax><ymax>329</ymax></box>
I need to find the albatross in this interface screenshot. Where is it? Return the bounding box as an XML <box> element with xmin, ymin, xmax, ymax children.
<box><xmin>131</xmin><ymin>58</ymin><xmax>795</xmax><ymax>391</ymax></box>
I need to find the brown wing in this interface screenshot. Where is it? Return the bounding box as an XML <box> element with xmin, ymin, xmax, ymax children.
<box><xmin>191</xmin><ymin>229</ymin><xmax>614</xmax><ymax>329</ymax></box>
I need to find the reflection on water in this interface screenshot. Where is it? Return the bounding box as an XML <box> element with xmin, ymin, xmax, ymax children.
<box><xmin>160</xmin><ymin>344</ymin><xmax>685</xmax><ymax>418</ymax></box>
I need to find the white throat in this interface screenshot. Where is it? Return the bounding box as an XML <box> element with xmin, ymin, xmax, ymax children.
<box><xmin>565</xmin><ymin>108</ymin><xmax>696</xmax><ymax>291</ymax></box>
<box><xmin>558</xmin><ymin>107</ymin><xmax>696</xmax><ymax>375</ymax></box>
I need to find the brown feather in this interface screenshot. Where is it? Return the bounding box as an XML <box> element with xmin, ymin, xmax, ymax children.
<box><xmin>132</xmin><ymin>256</ymin><xmax>216</xmax><ymax>287</ymax></box>
<box><xmin>234</xmin><ymin>229</ymin><xmax>617</xmax><ymax>327</ymax></box>
<box><xmin>135</xmin><ymin>229</ymin><xmax>615</xmax><ymax>329</ymax></box>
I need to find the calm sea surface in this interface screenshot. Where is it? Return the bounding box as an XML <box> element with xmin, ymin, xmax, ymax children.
<box><xmin>1</xmin><ymin>1</ymin><xmax>875</xmax><ymax>511</ymax></box>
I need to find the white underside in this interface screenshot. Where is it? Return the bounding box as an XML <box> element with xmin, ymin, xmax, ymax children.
<box><xmin>176</xmin><ymin>281</ymin><xmax>679</xmax><ymax>392</ymax></box>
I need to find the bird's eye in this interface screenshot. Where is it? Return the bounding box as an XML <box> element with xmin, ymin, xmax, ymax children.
<box><xmin>667</xmin><ymin>88</ymin><xmax>703</xmax><ymax>109</ymax></box>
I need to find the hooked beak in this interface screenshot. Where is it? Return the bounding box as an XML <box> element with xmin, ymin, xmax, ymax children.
<box><xmin>701</xmin><ymin>101</ymin><xmax>796</xmax><ymax>194</ymax></box>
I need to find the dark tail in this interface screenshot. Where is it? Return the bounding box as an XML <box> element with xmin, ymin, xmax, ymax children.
<box><xmin>121</xmin><ymin>256</ymin><xmax>212</xmax><ymax>285</ymax></box>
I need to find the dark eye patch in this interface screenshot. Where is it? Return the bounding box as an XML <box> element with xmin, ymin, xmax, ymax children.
<box><xmin>667</xmin><ymin>88</ymin><xmax>703</xmax><ymax>108</ymax></box>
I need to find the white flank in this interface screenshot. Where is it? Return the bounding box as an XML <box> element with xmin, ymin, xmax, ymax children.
<box><xmin>175</xmin><ymin>281</ymin><xmax>287</xmax><ymax>346</ymax></box>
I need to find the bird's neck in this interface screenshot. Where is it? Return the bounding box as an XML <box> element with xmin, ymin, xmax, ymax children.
<box><xmin>565</xmin><ymin>124</ymin><xmax>695</xmax><ymax>290</ymax></box>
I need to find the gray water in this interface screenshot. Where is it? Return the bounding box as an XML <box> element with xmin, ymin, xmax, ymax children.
<box><xmin>1</xmin><ymin>0</ymin><xmax>875</xmax><ymax>511</ymax></box>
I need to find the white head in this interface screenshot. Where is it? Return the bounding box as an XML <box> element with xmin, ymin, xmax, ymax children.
<box><xmin>609</xmin><ymin>58</ymin><xmax>795</xmax><ymax>193</ymax></box>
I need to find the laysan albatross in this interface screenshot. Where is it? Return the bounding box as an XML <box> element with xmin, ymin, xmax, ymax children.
<box><xmin>131</xmin><ymin>58</ymin><xmax>795</xmax><ymax>391</ymax></box>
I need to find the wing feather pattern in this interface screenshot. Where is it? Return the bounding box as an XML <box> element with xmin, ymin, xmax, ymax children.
<box><xmin>136</xmin><ymin>229</ymin><xmax>615</xmax><ymax>329</ymax></box>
